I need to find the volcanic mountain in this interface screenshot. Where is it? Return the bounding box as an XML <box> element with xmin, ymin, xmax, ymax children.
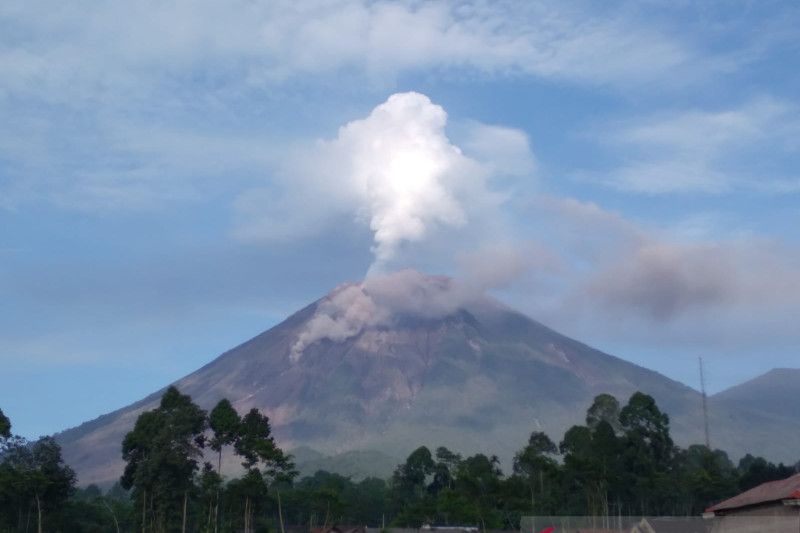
<box><xmin>55</xmin><ymin>271</ymin><xmax>800</xmax><ymax>486</ymax></box>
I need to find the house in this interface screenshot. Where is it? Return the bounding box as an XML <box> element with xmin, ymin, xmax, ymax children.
<box><xmin>704</xmin><ymin>472</ymin><xmax>800</xmax><ymax>532</ymax></box>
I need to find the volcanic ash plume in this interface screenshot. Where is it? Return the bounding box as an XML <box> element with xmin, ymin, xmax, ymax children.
<box><xmin>327</xmin><ymin>92</ymin><xmax>474</xmax><ymax>272</ymax></box>
<box><xmin>290</xmin><ymin>270</ymin><xmax>479</xmax><ymax>362</ymax></box>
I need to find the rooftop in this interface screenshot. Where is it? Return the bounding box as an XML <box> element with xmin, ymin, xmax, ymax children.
<box><xmin>707</xmin><ymin>473</ymin><xmax>800</xmax><ymax>513</ymax></box>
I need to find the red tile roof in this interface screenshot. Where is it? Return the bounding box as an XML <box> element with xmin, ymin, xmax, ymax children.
<box><xmin>707</xmin><ymin>473</ymin><xmax>800</xmax><ymax>513</ymax></box>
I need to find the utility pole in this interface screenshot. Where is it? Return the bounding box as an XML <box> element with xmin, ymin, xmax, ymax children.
<box><xmin>699</xmin><ymin>356</ymin><xmax>711</xmax><ymax>449</ymax></box>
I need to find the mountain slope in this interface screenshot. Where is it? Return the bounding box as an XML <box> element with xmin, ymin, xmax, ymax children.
<box><xmin>705</xmin><ymin>368</ymin><xmax>800</xmax><ymax>459</ymax></box>
<box><xmin>712</xmin><ymin>368</ymin><xmax>800</xmax><ymax>422</ymax></box>
<box><xmin>55</xmin><ymin>272</ymin><xmax>800</xmax><ymax>486</ymax></box>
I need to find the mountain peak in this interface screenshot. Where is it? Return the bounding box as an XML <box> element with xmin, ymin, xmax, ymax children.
<box><xmin>714</xmin><ymin>367</ymin><xmax>800</xmax><ymax>398</ymax></box>
<box><xmin>765</xmin><ymin>367</ymin><xmax>800</xmax><ymax>376</ymax></box>
<box><xmin>55</xmin><ymin>272</ymin><xmax>800</xmax><ymax>487</ymax></box>
<box><xmin>290</xmin><ymin>270</ymin><xmax>489</xmax><ymax>362</ymax></box>
<box><xmin>712</xmin><ymin>367</ymin><xmax>800</xmax><ymax>426</ymax></box>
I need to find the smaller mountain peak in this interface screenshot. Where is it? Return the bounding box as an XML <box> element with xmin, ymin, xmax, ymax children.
<box><xmin>765</xmin><ymin>367</ymin><xmax>800</xmax><ymax>375</ymax></box>
<box><xmin>742</xmin><ymin>367</ymin><xmax>800</xmax><ymax>384</ymax></box>
<box><xmin>290</xmin><ymin>269</ymin><xmax>483</xmax><ymax>362</ymax></box>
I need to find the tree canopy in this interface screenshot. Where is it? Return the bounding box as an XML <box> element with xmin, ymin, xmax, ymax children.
<box><xmin>3</xmin><ymin>389</ymin><xmax>798</xmax><ymax>532</ymax></box>
<box><xmin>0</xmin><ymin>408</ymin><xmax>10</xmax><ymax>441</ymax></box>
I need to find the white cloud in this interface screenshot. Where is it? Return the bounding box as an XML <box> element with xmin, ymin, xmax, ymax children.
<box><xmin>460</xmin><ymin>123</ymin><xmax>536</xmax><ymax>178</ymax></box>
<box><xmin>0</xmin><ymin>0</ymin><xmax>695</xmax><ymax>104</ymax></box>
<box><xmin>0</xmin><ymin>125</ymin><xmax>280</xmax><ymax>212</ymax></box>
<box><xmin>0</xmin><ymin>0</ymin><xmax>772</xmax><ymax>212</ymax></box>
<box><xmin>590</xmin><ymin>98</ymin><xmax>800</xmax><ymax>194</ymax></box>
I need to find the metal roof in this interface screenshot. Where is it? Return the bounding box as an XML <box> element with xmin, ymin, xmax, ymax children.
<box><xmin>707</xmin><ymin>472</ymin><xmax>800</xmax><ymax>513</ymax></box>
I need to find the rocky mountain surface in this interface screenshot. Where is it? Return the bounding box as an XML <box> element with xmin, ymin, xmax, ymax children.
<box><xmin>54</xmin><ymin>271</ymin><xmax>800</xmax><ymax>486</ymax></box>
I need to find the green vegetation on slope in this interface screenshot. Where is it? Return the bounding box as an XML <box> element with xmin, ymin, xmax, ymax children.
<box><xmin>1</xmin><ymin>392</ymin><xmax>797</xmax><ymax>532</ymax></box>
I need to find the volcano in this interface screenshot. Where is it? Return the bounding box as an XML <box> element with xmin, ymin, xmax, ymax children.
<box><xmin>55</xmin><ymin>271</ymin><xmax>800</xmax><ymax>486</ymax></box>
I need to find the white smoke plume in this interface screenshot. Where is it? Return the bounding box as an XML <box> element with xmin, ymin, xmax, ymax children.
<box><xmin>332</xmin><ymin>92</ymin><xmax>472</xmax><ymax>271</ymax></box>
<box><xmin>290</xmin><ymin>284</ymin><xmax>391</xmax><ymax>362</ymax></box>
<box><xmin>290</xmin><ymin>270</ymin><xmax>480</xmax><ymax>362</ymax></box>
<box><xmin>235</xmin><ymin>92</ymin><xmax>533</xmax><ymax>273</ymax></box>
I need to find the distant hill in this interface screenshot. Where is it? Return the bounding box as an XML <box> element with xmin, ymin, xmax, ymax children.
<box><xmin>712</xmin><ymin>368</ymin><xmax>800</xmax><ymax>422</ymax></box>
<box><xmin>292</xmin><ymin>448</ymin><xmax>399</xmax><ymax>480</ymax></box>
<box><xmin>54</xmin><ymin>271</ymin><xmax>800</xmax><ymax>486</ymax></box>
<box><xmin>706</xmin><ymin>368</ymin><xmax>800</xmax><ymax>460</ymax></box>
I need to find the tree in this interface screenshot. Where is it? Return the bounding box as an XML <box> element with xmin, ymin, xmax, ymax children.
<box><xmin>430</xmin><ymin>447</ymin><xmax>461</xmax><ymax>494</ymax></box>
<box><xmin>393</xmin><ymin>446</ymin><xmax>435</xmax><ymax>494</ymax></box>
<box><xmin>298</xmin><ymin>470</ymin><xmax>351</xmax><ymax>526</ymax></box>
<box><xmin>233</xmin><ymin>408</ymin><xmax>295</xmax><ymax>533</ymax></box>
<box><xmin>209</xmin><ymin>399</ymin><xmax>241</xmax><ymax>474</ymax></box>
<box><xmin>11</xmin><ymin>388</ymin><xmax>792</xmax><ymax>528</ymax></box>
<box><xmin>121</xmin><ymin>386</ymin><xmax>207</xmax><ymax>533</ymax></box>
<box><xmin>280</xmin><ymin>471</ymin><xmax>390</xmax><ymax>528</ymax></box>
<box><xmin>737</xmin><ymin>454</ymin><xmax>795</xmax><ymax>492</ymax></box>
<box><xmin>0</xmin><ymin>437</ymin><xmax>28</xmax><ymax>531</ymax></box>
<box><xmin>619</xmin><ymin>392</ymin><xmax>675</xmax><ymax>515</ymax></box>
<box><xmin>0</xmin><ymin>408</ymin><xmax>10</xmax><ymax>441</ymax></box>
<box><xmin>390</xmin><ymin>446</ymin><xmax>436</xmax><ymax>526</ymax></box>
<box><xmin>674</xmin><ymin>445</ymin><xmax>738</xmax><ymax>515</ymax></box>
<box><xmin>586</xmin><ymin>394</ymin><xmax>622</xmax><ymax>433</ymax></box>
<box><xmin>197</xmin><ymin>462</ymin><xmax>223</xmax><ymax>533</ymax></box>
<box><xmin>351</xmin><ymin>477</ymin><xmax>390</xmax><ymax>526</ymax></box>
<box><xmin>234</xmin><ymin>408</ymin><xmax>294</xmax><ymax>480</ymax></box>
<box><xmin>0</xmin><ymin>436</ymin><xmax>76</xmax><ymax>533</ymax></box>
<box><xmin>208</xmin><ymin>399</ymin><xmax>240</xmax><ymax>532</ymax></box>
<box><xmin>452</xmin><ymin>454</ymin><xmax>504</xmax><ymax>530</ymax></box>
<box><xmin>560</xmin><ymin>424</ymin><xmax>615</xmax><ymax>516</ymax></box>
<box><xmin>620</xmin><ymin>392</ymin><xmax>673</xmax><ymax>466</ymax></box>
<box><xmin>557</xmin><ymin>395</ymin><xmax>630</xmax><ymax>518</ymax></box>
<box><xmin>391</xmin><ymin>446</ymin><xmax>435</xmax><ymax>527</ymax></box>
<box><xmin>31</xmin><ymin>437</ymin><xmax>77</xmax><ymax>532</ymax></box>
<box><xmin>513</xmin><ymin>432</ymin><xmax>558</xmax><ymax>514</ymax></box>
<box><xmin>61</xmin><ymin>483</ymin><xmax>133</xmax><ymax>533</ymax></box>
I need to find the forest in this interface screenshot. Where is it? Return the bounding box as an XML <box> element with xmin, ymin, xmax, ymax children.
<box><xmin>0</xmin><ymin>389</ymin><xmax>797</xmax><ymax>532</ymax></box>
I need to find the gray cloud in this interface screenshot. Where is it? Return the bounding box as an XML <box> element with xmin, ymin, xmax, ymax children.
<box><xmin>516</xmin><ymin>197</ymin><xmax>800</xmax><ymax>327</ymax></box>
<box><xmin>456</xmin><ymin>241</ymin><xmax>561</xmax><ymax>291</ymax></box>
<box><xmin>583</xmin><ymin>242</ymin><xmax>735</xmax><ymax>320</ymax></box>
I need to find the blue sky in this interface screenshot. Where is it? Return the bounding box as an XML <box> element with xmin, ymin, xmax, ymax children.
<box><xmin>1</xmin><ymin>0</ymin><xmax>799</xmax><ymax>439</ymax></box>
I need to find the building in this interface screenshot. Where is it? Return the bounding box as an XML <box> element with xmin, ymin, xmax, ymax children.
<box><xmin>704</xmin><ymin>472</ymin><xmax>800</xmax><ymax>532</ymax></box>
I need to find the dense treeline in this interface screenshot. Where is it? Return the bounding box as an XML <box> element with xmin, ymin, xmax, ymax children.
<box><xmin>1</xmin><ymin>392</ymin><xmax>798</xmax><ymax>532</ymax></box>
